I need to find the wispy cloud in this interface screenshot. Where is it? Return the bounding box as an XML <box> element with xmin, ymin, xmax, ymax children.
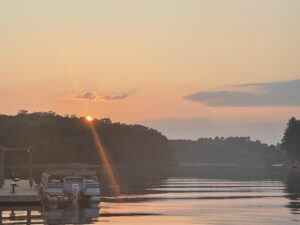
<box><xmin>65</xmin><ymin>91</ymin><xmax>131</xmax><ymax>102</ymax></box>
<box><xmin>184</xmin><ymin>79</ymin><xmax>300</xmax><ymax>107</ymax></box>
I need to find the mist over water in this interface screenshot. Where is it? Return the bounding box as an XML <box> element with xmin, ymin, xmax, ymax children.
<box><xmin>1</xmin><ymin>165</ymin><xmax>300</xmax><ymax>225</ymax></box>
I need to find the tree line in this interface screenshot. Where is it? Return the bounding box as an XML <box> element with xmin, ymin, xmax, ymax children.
<box><xmin>170</xmin><ymin>137</ymin><xmax>284</xmax><ymax>165</ymax></box>
<box><xmin>0</xmin><ymin>111</ymin><xmax>297</xmax><ymax>167</ymax></box>
<box><xmin>0</xmin><ymin>111</ymin><xmax>171</xmax><ymax>166</ymax></box>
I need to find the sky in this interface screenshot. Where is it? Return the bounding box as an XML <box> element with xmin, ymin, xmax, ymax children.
<box><xmin>1</xmin><ymin>0</ymin><xmax>300</xmax><ymax>144</ymax></box>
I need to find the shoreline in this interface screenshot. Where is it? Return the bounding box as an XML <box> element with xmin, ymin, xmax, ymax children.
<box><xmin>5</xmin><ymin>162</ymin><xmax>287</xmax><ymax>169</ymax></box>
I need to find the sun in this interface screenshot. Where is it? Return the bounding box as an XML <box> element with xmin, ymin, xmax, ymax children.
<box><xmin>86</xmin><ymin>115</ymin><xmax>93</xmax><ymax>122</ymax></box>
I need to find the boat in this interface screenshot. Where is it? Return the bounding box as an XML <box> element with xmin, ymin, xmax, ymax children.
<box><xmin>40</xmin><ymin>170</ymin><xmax>100</xmax><ymax>204</ymax></box>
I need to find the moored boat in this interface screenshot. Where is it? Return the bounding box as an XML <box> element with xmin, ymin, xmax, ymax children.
<box><xmin>40</xmin><ymin>170</ymin><xmax>100</xmax><ymax>204</ymax></box>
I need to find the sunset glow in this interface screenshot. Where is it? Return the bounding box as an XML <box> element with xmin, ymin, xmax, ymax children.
<box><xmin>1</xmin><ymin>1</ymin><xmax>300</xmax><ymax>225</ymax></box>
<box><xmin>0</xmin><ymin>0</ymin><xmax>300</xmax><ymax>143</ymax></box>
<box><xmin>86</xmin><ymin>115</ymin><xmax>93</xmax><ymax>122</ymax></box>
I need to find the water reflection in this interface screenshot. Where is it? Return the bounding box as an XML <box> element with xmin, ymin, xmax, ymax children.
<box><xmin>285</xmin><ymin>171</ymin><xmax>300</xmax><ymax>215</ymax></box>
<box><xmin>2</xmin><ymin>165</ymin><xmax>300</xmax><ymax>225</ymax></box>
<box><xmin>43</xmin><ymin>204</ymin><xmax>99</xmax><ymax>224</ymax></box>
<box><xmin>99</xmin><ymin>165</ymin><xmax>171</xmax><ymax>196</ymax></box>
<box><xmin>0</xmin><ymin>205</ymin><xmax>43</xmax><ymax>225</ymax></box>
<box><xmin>0</xmin><ymin>204</ymin><xmax>100</xmax><ymax>225</ymax></box>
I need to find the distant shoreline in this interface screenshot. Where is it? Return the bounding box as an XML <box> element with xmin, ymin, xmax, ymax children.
<box><xmin>5</xmin><ymin>162</ymin><xmax>287</xmax><ymax>169</ymax></box>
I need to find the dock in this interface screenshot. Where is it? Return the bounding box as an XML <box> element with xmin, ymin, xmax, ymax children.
<box><xmin>0</xmin><ymin>180</ymin><xmax>40</xmax><ymax>204</ymax></box>
<box><xmin>0</xmin><ymin>147</ymin><xmax>40</xmax><ymax>204</ymax></box>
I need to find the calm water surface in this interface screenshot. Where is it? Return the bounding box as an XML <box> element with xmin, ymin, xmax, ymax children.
<box><xmin>1</xmin><ymin>166</ymin><xmax>300</xmax><ymax>225</ymax></box>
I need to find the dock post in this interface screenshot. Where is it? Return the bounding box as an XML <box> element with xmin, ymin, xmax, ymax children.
<box><xmin>28</xmin><ymin>149</ymin><xmax>33</xmax><ymax>187</ymax></box>
<box><xmin>0</xmin><ymin>148</ymin><xmax>5</xmax><ymax>188</ymax></box>
<box><xmin>26</xmin><ymin>210</ymin><xmax>31</xmax><ymax>225</ymax></box>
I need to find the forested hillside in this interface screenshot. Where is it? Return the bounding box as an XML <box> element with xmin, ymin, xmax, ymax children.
<box><xmin>0</xmin><ymin>111</ymin><xmax>171</xmax><ymax>166</ymax></box>
<box><xmin>0</xmin><ymin>111</ymin><xmax>287</xmax><ymax>167</ymax></box>
<box><xmin>170</xmin><ymin>137</ymin><xmax>285</xmax><ymax>165</ymax></box>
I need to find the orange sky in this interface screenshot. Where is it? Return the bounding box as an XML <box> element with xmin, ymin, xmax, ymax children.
<box><xmin>1</xmin><ymin>0</ymin><xmax>300</xmax><ymax>143</ymax></box>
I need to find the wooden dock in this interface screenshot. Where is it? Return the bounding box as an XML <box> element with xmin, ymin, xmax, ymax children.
<box><xmin>0</xmin><ymin>180</ymin><xmax>40</xmax><ymax>204</ymax></box>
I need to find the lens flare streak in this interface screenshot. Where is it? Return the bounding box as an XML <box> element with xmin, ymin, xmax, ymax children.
<box><xmin>88</xmin><ymin>122</ymin><xmax>121</xmax><ymax>197</ymax></box>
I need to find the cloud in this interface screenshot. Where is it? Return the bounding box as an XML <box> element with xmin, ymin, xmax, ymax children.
<box><xmin>66</xmin><ymin>91</ymin><xmax>131</xmax><ymax>102</ymax></box>
<box><xmin>184</xmin><ymin>79</ymin><xmax>300</xmax><ymax>107</ymax></box>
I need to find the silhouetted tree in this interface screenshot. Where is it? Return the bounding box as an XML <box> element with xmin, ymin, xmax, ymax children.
<box><xmin>282</xmin><ymin>117</ymin><xmax>300</xmax><ymax>162</ymax></box>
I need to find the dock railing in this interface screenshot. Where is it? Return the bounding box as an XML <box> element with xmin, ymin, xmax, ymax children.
<box><xmin>0</xmin><ymin>147</ymin><xmax>33</xmax><ymax>188</ymax></box>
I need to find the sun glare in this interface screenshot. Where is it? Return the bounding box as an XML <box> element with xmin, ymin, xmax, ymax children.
<box><xmin>86</xmin><ymin>115</ymin><xmax>93</xmax><ymax>122</ymax></box>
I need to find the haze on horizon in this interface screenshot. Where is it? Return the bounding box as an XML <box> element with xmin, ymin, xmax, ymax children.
<box><xmin>1</xmin><ymin>0</ymin><xmax>300</xmax><ymax>144</ymax></box>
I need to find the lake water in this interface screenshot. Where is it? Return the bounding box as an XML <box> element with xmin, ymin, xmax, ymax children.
<box><xmin>1</xmin><ymin>166</ymin><xmax>300</xmax><ymax>225</ymax></box>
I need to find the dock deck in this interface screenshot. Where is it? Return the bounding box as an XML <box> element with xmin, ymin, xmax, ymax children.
<box><xmin>0</xmin><ymin>180</ymin><xmax>40</xmax><ymax>204</ymax></box>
